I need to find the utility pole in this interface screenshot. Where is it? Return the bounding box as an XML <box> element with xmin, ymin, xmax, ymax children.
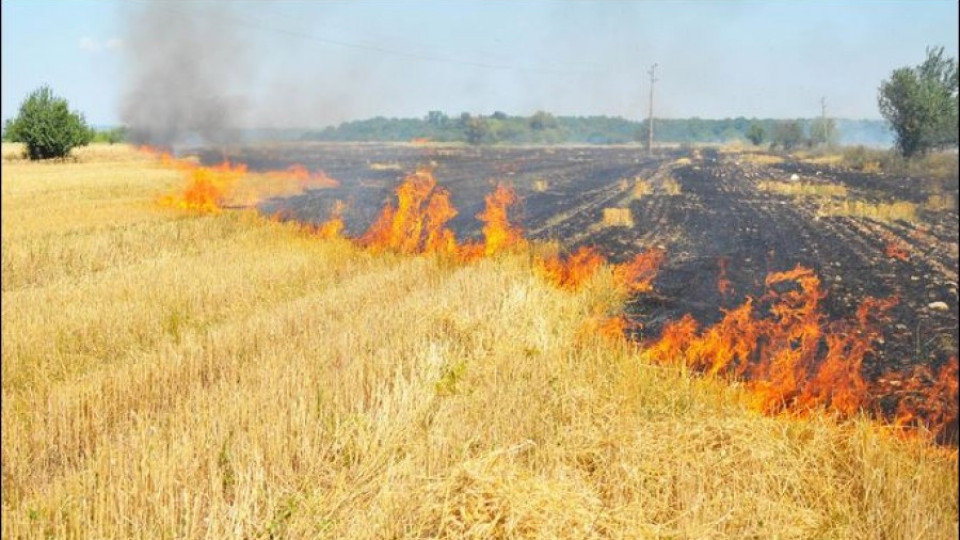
<box><xmin>646</xmin><ymin>63</ymin><xmax>658</xmax><ymax>154</ymax></box>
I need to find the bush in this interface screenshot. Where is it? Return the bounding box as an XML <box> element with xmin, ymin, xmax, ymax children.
<box><xmin>3</xmin><ymin>85</ymin><xmax>92</xmax><ymax>160</ymax></box>
<box><xmin>878</xmin><ymin>47</ymin><xmax>959</xmax><ymax>158</ymax></box>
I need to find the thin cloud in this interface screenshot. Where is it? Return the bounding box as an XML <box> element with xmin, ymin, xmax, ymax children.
<box><xmin>79</xmin><ymin>37</ymin><xmax>101</xmax><ymax>53</ymax></box>
<box><xmin>79</xmin><ymin>37</ymin><xmax>123</xmax><ymax>54</ymax></box>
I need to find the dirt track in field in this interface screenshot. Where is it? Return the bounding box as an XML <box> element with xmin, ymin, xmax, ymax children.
<box><xmin>207</xmin><ymin>143</ymin><xmax>958</xmax><ymax>374</ymax></box>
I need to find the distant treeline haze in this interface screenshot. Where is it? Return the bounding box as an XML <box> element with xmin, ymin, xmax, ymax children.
<box><xmin>301</xmin><ymin>112</ymin><xmax>894</xmax><ymax>147</ymax></box>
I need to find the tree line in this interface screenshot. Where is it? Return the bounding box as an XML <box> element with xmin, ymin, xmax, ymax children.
<box><xmin>300</xmin><ymin>113</ymin><xmax>893</xmax><ymax>148</ymax></box>
<box><xmin>3</xmin><ymin>48</ymin><xmax>955</xmax><ymax>160</ymax></box>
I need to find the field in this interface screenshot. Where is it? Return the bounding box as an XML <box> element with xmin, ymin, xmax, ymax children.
<box><xmin>229</xmin><ymin>143</ymin><xmax>958</xmax><ymax>380</ymax></box>
<box><xmin>1</xmin><ymin>143</ymin><xmax>958</xmax><ymax>538</ymax></box>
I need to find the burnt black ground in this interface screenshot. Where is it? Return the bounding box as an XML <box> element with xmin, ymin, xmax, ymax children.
<box><xmin>199</xmin><ymin>143</ymin><xmax>958</xmax><ymax>374</ymax></box>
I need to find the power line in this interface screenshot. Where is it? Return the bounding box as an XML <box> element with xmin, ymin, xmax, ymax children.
<box><xmin>119</xmin><ymin>0</ymin><xmax>613</xmax><ymax>78</ymax></box>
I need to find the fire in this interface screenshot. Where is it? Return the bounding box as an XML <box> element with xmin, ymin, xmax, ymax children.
<box><xmin>536</xmin><ymin>246</ymin><xmax>605</xmax><ymax>290</ymax></box>
<box><xmin>879</xmin><ymin>357</ymin><xmax>959</xmax><ymax>444</ymax></box>
<box><xmin>146</xmin><ymin>149</ymin><xmax>956</xmax><ymax>444</ymax></box>
<box><xmin>315</xmin><ymin>201</ymin><xmax>346</xmax><ymax>240</ymax></box>
<box><xmin>612</xmin><ymin>248</ymin><xmax>666</xmax><ymax>294</ymax></box>
<box><xmin>644</xmin><ymin>264</ymin><xmax>957</xmax><ymax>443</ymax></box>
<box><xmin>885</xmin><ymin>242</ymin><xmax>910</xmax><ymax>261</ymax></box>
<box><xmin>476</xmin><ymin>184</ymin><xmax>526</xmax><ymax>257</ymax></box>
<box><xmin>646</xmin><ymin>266</ymin><xmax>885</xmax><ymax>416</ymax></box>
<box><xmin>717</xmin><ymin>256</ymin><xmax>733</xmax><ymax>297</ymax></box>
<box><xmin>534</xmin><ymin>247</ymin><xmax>664</xmax><ymax>293</ymax></box>
<box><xmin>158</xmin><ymin>159</ymin><xmax>248</xmax><ymax>213</ymax></box>
<box><xmin>152</xmin><ymin>152</ymin><xmax>339</xmax><ymax>213</ymax></box>
<box><xmin>359</xmin><ymin>168</ymin><xmax>459</xmax><ymax>256</ymax></box>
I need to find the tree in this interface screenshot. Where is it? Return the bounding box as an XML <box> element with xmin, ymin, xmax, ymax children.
<box><xmin>4</xmin><ymin>86</ymin><xmax>92</xmax><ymax>160</ymax></box>
<box><xmin>770</xmin><ymin>120</ymin><xmax>805</xmax><ymax>151</ymax></box>
<box><xmin>425</xmin><ymin>110</ymin><xmax>448</xmax><ymax>127</ymax></box>
<box><xmin>878</xmin><ymin>46</ymin><xmax>959</xmax><ymax>157</ymax></box>
<box><xmin>747</xmin><ymin>123</ymin><xmax>766</xmax><ymax>146</ymax></box>
<box><xmin>529</xmin><ymin>110</ymin><xmax>557</xmax><ymax>131</ymax></box>
<box><xmin>465</xmin><ymin>116</ymin><xmax>491</xmax><ymax>145</ymax></box>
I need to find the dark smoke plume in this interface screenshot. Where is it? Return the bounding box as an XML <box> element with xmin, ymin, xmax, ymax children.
<box><xmin>120</xmin><ymin>2</ymin><xmax>250</xmax><ymax>148</ymax></box>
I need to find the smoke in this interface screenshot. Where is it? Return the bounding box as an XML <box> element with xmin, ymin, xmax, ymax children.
<box><xmin>120</xmin><ymin>2</ymin><xmax>251</xmax><ymax>148</ymax></box>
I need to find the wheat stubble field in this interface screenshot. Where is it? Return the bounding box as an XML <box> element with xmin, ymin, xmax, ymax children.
<box><xmin>1</xmin><ymin>143</ymin><xmax>957</xmax><ymax>539</ymax></box>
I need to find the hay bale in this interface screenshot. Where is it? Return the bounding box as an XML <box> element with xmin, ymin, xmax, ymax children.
<box><xmin>602</xmin><ymin>207</ymin><xmax>634</xmax><ymax>228</ymax></box>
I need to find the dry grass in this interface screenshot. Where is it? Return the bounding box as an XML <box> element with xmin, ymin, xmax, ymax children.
<box><xmin>368</xmin><ymin>162</ymin><xmax>404</xmax><ymax>171</ymax></box>
<box><xmin>601</xmin><ymin>207</ymin><xmax>634</xmax><ymax>228</ymax></box>
<box><xmin>842</xmin><ymin>146</ymin><xmax>959</xmax><ymax>181</ymax></box>
<box><xmin>632</xmin><ymin>178</ymin><xmax>652</xmax><ymax>199</ymax></box>
<box><xmin>817</xmin><ymin>199</ymin><xmax>919</xmax><ymax>223</ymax></box>
<box><xmin>2</xmin><ymin>144</ymin><xmax>957</xmax><ymax>539</ymax></box>
<box><xmin>661</xmin><ymin>176</ymin><xmax>682</xmax><ymax>196</ymax></box>
<box><xmin>757</xmin><ymin>180</ymin><xmax>848</xmax><ymax>198</ymax></box>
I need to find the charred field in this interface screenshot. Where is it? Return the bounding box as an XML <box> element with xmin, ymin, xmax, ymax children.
<box><xmin>211</xmin><ymin>142</ymin><xmax>958</xmax><ymax>380</ymax></box>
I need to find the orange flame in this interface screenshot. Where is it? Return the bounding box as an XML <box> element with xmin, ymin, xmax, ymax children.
<box><xmin>879</xmin><ymin>357</ymin><xmax>959</xmax><ymax>444</ymax></box>
<box><xmin>717</xmin><ymin>256</ymin><xmax>733</xmax><ymax>297</ymax></box>
<box><xmin>315</xmin><ymin>201</ymin><xmax>346</xmax><ymax>240</ymax></box>
<box><xmin>152</xmin><ymin>151</ymin><xmax>340</xmax><ymax>214</ymax></box>
<box><xmin>535</xmin><ymin>247</ymin><xmax>664</xmax><ymax>293</ymax></box>
<box><xmin>612</xmin><ymin>248</ymin><xmax>666</xmax><ymax>294</ymax></box>
<box><xmin>476</xmin><ymin>184</ymin><xmax>526</xmax><ymax>257</ymax></box>
<box><xmin>535</xmin><ymin>246</ymin><xmax>606</xmax><ymax>290</ymax></box>
<box><xmin>885</xmin><ymin>242</ymin><xmax>910</xmax><ymax>261</ymax></box>
<box><xmin>359</xmin><ymin>168</ymin><xmax>459</xmax><ymax>256</ymax></box>
<box><xmin>157</xmin><ymin>159</ymin><xmax>248</xmax><ymax>213</ymax></box>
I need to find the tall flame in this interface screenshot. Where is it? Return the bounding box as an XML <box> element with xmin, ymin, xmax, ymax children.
<box><xmin>477</xmin><ymin>184</ymin><xmax>526</xmax><ymax>257</ymax></box>
<box><xmin>359</xmin><ymin>168</ymin><xmax>459</xmax><ymax>256</ymax></box>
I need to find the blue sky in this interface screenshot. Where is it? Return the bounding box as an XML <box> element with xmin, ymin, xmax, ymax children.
<box><xmin>2</xmin><ymin>0</ymin><xmax>958</xmax><ymax>128</ymax></box>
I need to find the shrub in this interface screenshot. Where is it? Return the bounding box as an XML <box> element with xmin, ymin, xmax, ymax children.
<box><xmin>3</xmin><ymin>85</ymin><xmax>92</xmax><ymax>160</ymax></box>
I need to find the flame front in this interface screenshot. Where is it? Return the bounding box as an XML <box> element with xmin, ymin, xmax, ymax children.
<box><xmin>154</xmin><ymin>150</ymin><xmax>339</xmax><ymax>213</ymax></box>
<box><xmin>536</xmin><ymin>246</ymin><xmax>606</xmax><ymax>290</ymax></box>
<box><xmin>146</xmin><ymin>150</ymin><xmax>956</xmax><ymax>445</ymax></box>
<box><xmin>315</xmin><ymin>200</ymin><xmax>346</xmax><ymax>240</ymax></box>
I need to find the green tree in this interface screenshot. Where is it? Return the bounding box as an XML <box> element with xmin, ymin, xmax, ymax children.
<box><xmin>770</xmin><ymin>120</ymin><xmax>805</xmax><ymax>151</ymax></box>
<box><xmin>747</xmin><ymin>123</ymin><xmax>766</xmax><ymax>145</ymax></box>
<box><xmin>4</xmin><ymin>85</ymin><xmax>92</xmax><ymax>160</ymax></box>
<box><xmin>529</xmin><ymin>110</ymin><xmax>557</xmax><ymax>131</ymax></box>
<box><xmin>878</xmin><ymin>46</ymin><xmax>958</xmax><ymax>157</ymax></box>
<box><xmin>465</xmin><ymin>116</ymin><xmax>491</xmax><ymax>145</ymax></box>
